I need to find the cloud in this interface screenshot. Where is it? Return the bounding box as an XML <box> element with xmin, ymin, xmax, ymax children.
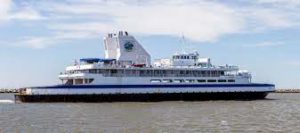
<box><xmin>287</xmin><ymin>60</ymin><xmax>300</xmax><ymax>66</ymax></box>
<box><xmin>2</xmin><ymin>0</ymin><xmax>300</xmax><ymax>49</ymax></box>
<box><xmin>54</xmin><ymin>31</ymin><xmax>101</xmax><ymax>40</ymax></box>
<box><xmin>49</xmin><ymin>22</ymin><xmax>115</xmax><ymax>37</ymax></box>
<box><xmin>256</xmin><ymin>0</ymin><xmax>300</xmax><ymax>7</ymax></box>
<box><xmin>12</xmin><ymin>36</ymin><xmax>73</xmax><ymax>49</ymax></box>
<box><xmin>13</xmin><ymin>23</ymin><xmax>113</xmax><ymax>49</ymax></box>
<box><xmin>249</xmin><ymin>0</ymin><xmax>300</xmax><ymax>29</ymax></box>
<box><xmin>243</xmin><ymin>41</ymin><xmax>284</xmax><ymax>48</ymax></box>
<box><xmin>247</xmin><ymin>9</ymin><xmax>297</xmax><ymax>29</ymax></box>
<box><xmin>44</xmin><ymin>0</ymin><xmax>300</xmax><ymax>42</ymax></box>
<box><xmin>0</xmin><ymin>0</ymin><xmax>45</xmax><ymax>21</ymax></box>
<box><xmin>9</xmin><ymin>7</ymin><xmax>45</xmax><ymax>20</ymax></box>
<box><xmin>0</xmin><ymin>0</ymin><xmax>11</xmax><ymax>20</ymax></box>
<box><xmin>46</xmin><ymin>0</ymin><xmax>244</xmax><ymax>42</ymax></box>
<box><xmin>12</xmin><ymin>31</ymin><xmax>98</xmax><ymax>49</ymax></box>
<box><xmin>13</xmin><ymin>37</ymin><xmax>56</xmax><ymax>49</ymax></box>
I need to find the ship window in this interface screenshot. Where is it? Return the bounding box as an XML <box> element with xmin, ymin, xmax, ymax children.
<box><xmin>65</xmin><ymin>79</ymin><xmax>74</xmax><ymax>85</ymax></box>
<box><xmin>89</xmin><ymin>69</ymin><xmax>96</xmax><ymax>73</ymax></box>
<box><xmin>174</xmin><ymin>79</ymin><xmax>184</xmax><ymax>83</ymax></box>
<box><xmin>221</xmin><ymin>71</ymin><xmax>225</xmax><ymax>75</ymax></box>
<box><xmin>139</xmin><ymin>70</ymin><xmax>145</xmax><ymax>76</ymax></box>
<box><xmin>218</xmin><ymin>79</ymin><xmax>226</xmax><ymax>82</ymax></box>
<box><xmin>186</xmin><ymin>71</ymin><xmax>190</xmax><ymax>74</ymax></box>
<box><xmin>88</xmin><ymin>79</ymin><xmax>94</xmax><ymax>83</ymax></box>
<box><xmin>83</xmin><ymin>79</ymin><xmax>94</xmax><ymax>84</ymax></box>
<box><xmin>162</xmin><ymin>79</ymin><xmax>172</xmax><ymax>83</ymax></box>
<box><xmin>150</xmin><ymin>79</ymin><xmax>161</xmax><ymax>83</ymax></box>
<box><xmin>207</xmin><ymin>79</ymin><xmax>216</xmax><ymax>82</ymax></box>
<box><xmin>201</xmin><ymin>71</ymin><xmax>206</xmax><ymax>76</ymax></box>
<box><xmin>111</xmin><ymin>69</ymin><xmax>117</xmax><ymax>74</ymax></box>
<box><xmin>192</xmin><ymin>71</ymin><xmax>198</xmax><ymax>76</ymax></box>
<box><xmin>154</xmin><ymin>70</ymin><xmax>160</xmax><ymax>76</ymax></box>
<box><xmin>186</xmin><ymin>79</ymin><xmax>195</xmax><ymax>83</ymax></box>
<box><xmin>74</xmin><ymin>79</ymin><xmax>84</xmax><ymax>84</ymax></box>
<box><xmin>125</xmin><ymin>70</ymin><xmax>131</xmax><ymax>75</ymax></box>
<box><xmin>197</xmin><ymin>79</ymin><xmax>206</xmax><ymax>82</ymax></box>
<box><xmin>211</xmin><ymin>71</ymin><xmax>216</xmax><ymax>77</ymax></box>
<box><xmin>97</xmin><ymin>69</ymin><xmax>105</xmax><ymax>74</ymax></box>
<box><xmin>228</xmin><ymin>79</ymin><xmax>235</xmax><ymax>82</ymax></box>
<box><xmin>180</xmin><ymin>71</ymin><xmax>184</xmax><ymax>74</ymax></box>
<box><xmin>146</xmin><ymin>70</ymin><xmax>152</xmax><ymax>75</ymax></box>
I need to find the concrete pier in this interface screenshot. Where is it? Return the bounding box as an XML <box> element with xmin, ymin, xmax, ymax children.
<box><xmin>275</xmin><ymin>89</ymin><xmax>300</xmax><ymax>93</ymax></box>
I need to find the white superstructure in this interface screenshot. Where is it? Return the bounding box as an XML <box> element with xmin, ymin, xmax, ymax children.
<box><xmin>59</xmin><ymin>31</ymin><xmax>252</xmax><ymax>86</ymax></box>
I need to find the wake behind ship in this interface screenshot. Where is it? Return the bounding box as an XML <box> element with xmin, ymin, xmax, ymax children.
<box><xmin>15</xmin><ymin>31</ymin><xmax>275</xmax><ymax>102</ymax></box>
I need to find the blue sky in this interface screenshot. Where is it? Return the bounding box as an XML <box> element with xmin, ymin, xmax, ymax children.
<box><xmin>0</xmin><ymin>0</ymin><xmax>300</xmax><ymax>88</ymax></box>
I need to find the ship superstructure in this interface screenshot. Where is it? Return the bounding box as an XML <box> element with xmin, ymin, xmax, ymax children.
<box><xmin>15</xmin><ymin>31</ymin><xmax>275</xmax><ymax>102</ymax></box>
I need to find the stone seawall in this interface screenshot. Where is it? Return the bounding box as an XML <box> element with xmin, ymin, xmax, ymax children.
<box><xmin>0</xmin><ymin>88</ymin><xmax>19</xmax><ymax>93</ymax></box>
<box><xmin>2</xmin><ymin>88</ymin><xmax>300</xmax><ymax>93</ymax></box>
<box><xmin>275</xmin><ymin>89</ymin><xmax>300</xmax><ymax>93</ymax></box>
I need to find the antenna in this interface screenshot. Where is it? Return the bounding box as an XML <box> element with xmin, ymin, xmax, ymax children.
<box><xmin>179</xmin><ymin>33</ymin><xmax>186</xmax><ymax>53</ymax></box>
<box><xmin>179</xmin><ymin>33</ymin><xmax>195</xmax><ymax>54</ymax></box>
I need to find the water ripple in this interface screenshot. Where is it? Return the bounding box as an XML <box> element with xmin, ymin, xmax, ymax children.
<box><xmin>0</xmin><ymin>93</ymin><xmax>300</xmax><ymax>132</ymax></box>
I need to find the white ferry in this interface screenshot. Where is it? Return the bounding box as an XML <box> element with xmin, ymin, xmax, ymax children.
<box><xmin>15</xmin><ymin>31</ymin><xmax>275</xmax><ymax>102</ymax></box>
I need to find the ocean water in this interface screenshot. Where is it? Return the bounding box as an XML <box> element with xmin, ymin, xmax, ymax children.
<box><xmin>0</xmin><ymin>93</ymin><xmax>300</xmax><ymax>133</ymax></box>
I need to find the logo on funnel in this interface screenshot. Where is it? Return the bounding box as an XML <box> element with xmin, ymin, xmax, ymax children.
<box><xmin>124</xmin><ymin>42</ymin><xmax>134</xmax><ymax>52</ymax></box>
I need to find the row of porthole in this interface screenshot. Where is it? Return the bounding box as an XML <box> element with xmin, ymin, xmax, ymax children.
<box><xmin>150</xmin><ymin>79</ymin><xmax>235</xmax><ymax>83</ymax></box>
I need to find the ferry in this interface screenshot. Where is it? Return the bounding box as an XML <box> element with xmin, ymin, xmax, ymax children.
<box><xmin>15</xmin><ymin>31</ymin><xmax>275</xmax><ymax>102</ymax></box>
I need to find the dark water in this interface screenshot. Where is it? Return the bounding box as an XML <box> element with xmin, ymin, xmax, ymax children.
<box><xmin>0</xmin><ymin>93</ymin><xmax>300</xmax><ymax>133</ymax></box>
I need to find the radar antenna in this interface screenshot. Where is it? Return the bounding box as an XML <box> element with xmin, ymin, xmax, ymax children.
<box><xmin>179</xmin><ymin>33</ymin><xmax>186</xmax><ymax>53</ymax></box>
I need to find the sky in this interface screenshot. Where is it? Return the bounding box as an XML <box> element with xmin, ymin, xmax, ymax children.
<box><xmin>0</xmin><ymin>0</ymin><xmax>299</xmax><ymax>89</ymax></box>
